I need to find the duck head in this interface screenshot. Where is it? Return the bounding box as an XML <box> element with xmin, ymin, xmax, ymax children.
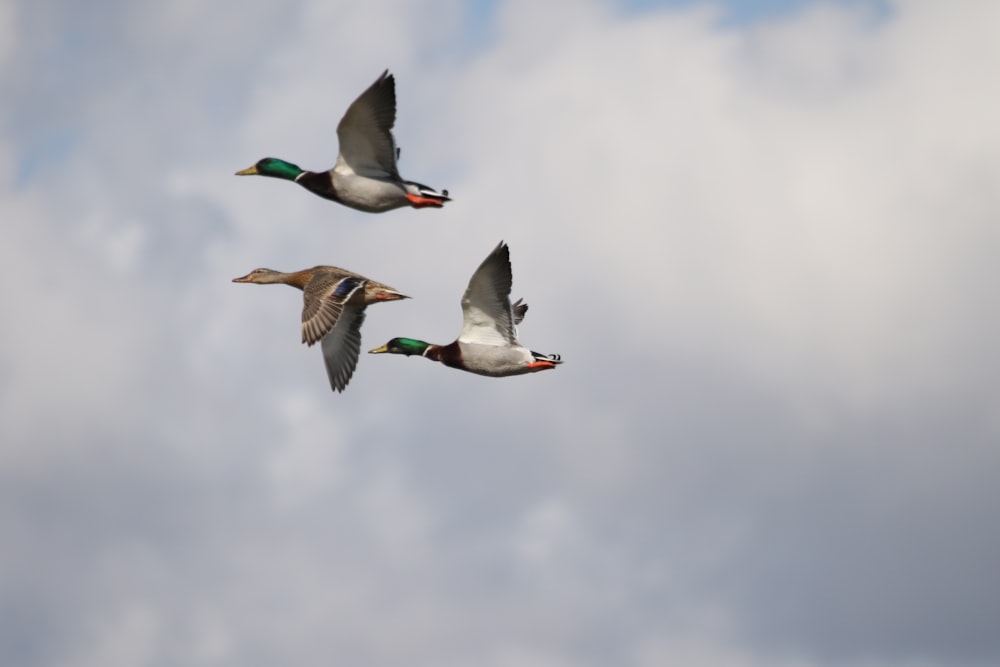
<box><xmin>369</xmin><ymin>337</ymin><xmax>430</xmax><ymax>357</ymax></box>
<box><xmin>232</xmin><ymin>268</ymin><xmax>286</xmax><ymax>284</ymax></box>
<box><xmin>235</xmin><ymin>158</ymin><xmax>304</xmax><ymax>181</ymax></box>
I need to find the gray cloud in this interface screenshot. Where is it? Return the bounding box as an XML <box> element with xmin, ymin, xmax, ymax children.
<box><xmin>2</xmin><ymin>0</ymin><xmax>999</xmax><ymax>666</ymax></box>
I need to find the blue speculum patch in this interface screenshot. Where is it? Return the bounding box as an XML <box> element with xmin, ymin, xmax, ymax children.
<box><xmin>333</xmin><ymin>277</ymin><xmax>362</xmax><ymax>299</ymax></box>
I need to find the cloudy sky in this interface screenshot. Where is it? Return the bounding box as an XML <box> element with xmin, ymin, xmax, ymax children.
<box><xmin>2</xmin><ymin>0</ymin><xmax>999</xmax><ymax>665</ymax></box>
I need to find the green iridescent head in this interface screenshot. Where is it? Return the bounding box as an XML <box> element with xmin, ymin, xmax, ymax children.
<box><xmin>369</xmin><ymin>338</ymin><xmax>430</xmax><ymax>357</ymax></box>
<box><xmin>235</xmin><ymin>157</ymin><xmax>304</xmax><ymax>181</ymax></box>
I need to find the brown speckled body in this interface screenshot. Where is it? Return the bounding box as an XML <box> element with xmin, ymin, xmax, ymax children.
<box><xmin>233</xmin><ymin>265</ymin><xmax>407</xmax><ymax>392</ymax></box>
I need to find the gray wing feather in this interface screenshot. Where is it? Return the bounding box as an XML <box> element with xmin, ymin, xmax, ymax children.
<box><xmin>320</xmin><ymin>306</ymin><xmax>366</xmax><ymax>393</ymax></box>
<box><xmin>301</xmin><ymin>275</ymin><xmax>366</xmax><ymax>346</ymax></box>
<box><xmin>334</xmin><ymin>70</ymin><xmax>400</xmax><ymax>179</ymax></box>
<box><xmin>511</xmin><ymin>298</ymin><xmax>528</xmax><ymax>326</ymax></box>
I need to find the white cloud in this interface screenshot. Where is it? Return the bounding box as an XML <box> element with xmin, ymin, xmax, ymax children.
<box><xmin>1</xmin><ymin>1</ymin><xmax>999</xmax><ymax>666</ymax></box>
<box><xmin>443</xmin><ymin>0</ymin><xmax>999</xmax><ymax>418</ymax></box>
<box><xmin>512</xmin><ymin>497</ymin><xmax>582</xmax><ymax>565</ymax></box>
<box><xmin>75</xmin><ymin>603</ymin><xmax>160</xmax><ymax>667</ymax></box>
<box><xmin>264</xmin><ymin>390</ymin><xmax>352</xmax><ymax>508</ymax></box>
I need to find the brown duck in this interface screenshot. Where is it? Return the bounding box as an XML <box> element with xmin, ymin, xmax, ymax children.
<box><xmin>234</xmin><ymin>265</ymin><xmax>407</xmax><ymax>392</ymax></box>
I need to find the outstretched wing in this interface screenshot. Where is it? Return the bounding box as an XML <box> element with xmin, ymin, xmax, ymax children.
<box><xmin>320</xmin><ymin>306</ymin><xmax>366</xmax><ymax>393</ymax></box>
<box><xmin>334</xmin><ymin>70</ymin><xmax>400</xmax><ymax>180</ymax></box>
<box><xmin>511</xmin><ymin>297</ymin><xmax>528</xmax><ymax>326</ymax></box>
<box><xmin>301</xmin><ymin>275</ymin><xmax>366</xmax><ymax>345</ymax></box>
<box><xmin>458</xmin><ymin>241</ymin><xmax>517</xmax><ymax>346</ymax></box>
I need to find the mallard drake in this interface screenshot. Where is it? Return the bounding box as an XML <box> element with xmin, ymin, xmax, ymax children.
<box><xmin>234</xmin><ymin>265</ymin><xmax>407</xmax><ymax>392</ymax></box>
<box><xmin>368</xmin><ymin>242</ymin><xmax>562</xmax><ymax>377</ymax></box>
<box><xmin>235</xmin><ymin>70</ymin><xmax>450</xmax><ymax>213</ymax></box>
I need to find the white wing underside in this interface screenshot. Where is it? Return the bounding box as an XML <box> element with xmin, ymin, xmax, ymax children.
<box><xmin>459</xmin><ymin>303</ymin><xmax>515</xmax><ymax>346</ymax></box>
<box><xmin>457</xmin><ymin>243</ymin><xmax>518</xmax><ymax>347</ymax></box>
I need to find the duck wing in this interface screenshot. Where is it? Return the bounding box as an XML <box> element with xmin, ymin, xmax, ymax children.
<box><xmin>458</xmin><ymin>242</ymin><xmax>517</xmax><ymax>347</ymax></box>
<box><xmin>320</xmin><ymin>306</ymin><xmax>366</xmax><ymax>393</ymax></box>
<box><xmin>334</xmin><ymin>70</ymin><xmax>400</xmax><ymax>180</ymax></box>
<box><xmin>511</xmin><ymin>297</ymin><xmax>528</xmax><ymax>326</ymax></box>
<box><xmin>301</xmin><ymin>274</ymin><xmax>366</xmax><ymax>345</ymax></box>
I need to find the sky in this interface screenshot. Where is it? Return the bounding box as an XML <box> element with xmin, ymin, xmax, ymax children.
<box><xmin>1</xmin><ymin>0</ymin><xmax>999</xmax><ymax>666</ymax></box>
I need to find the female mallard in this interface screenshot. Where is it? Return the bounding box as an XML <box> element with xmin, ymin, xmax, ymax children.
<box><xmin>235</xmin><ymin>70</ymin><xmax>450</xmax><ymax>213</ymax></box>
<box><xmin>368</xmin><ymin>242</ymin><xmax>562</xmax><ymax>377</ymax></box>
<box><xmin>234</xmin><ymin>265</ymin><xmax>407</xmax><ymax>392</ymax></box>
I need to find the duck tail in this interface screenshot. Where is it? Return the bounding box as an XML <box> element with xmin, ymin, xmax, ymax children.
<box><xmin>531</xmin><ymin>351</ymin><xmax>563</xmax><ymax>365</ymax></box>
<box><xmin>405</xmin><ymin>180</ymin><xmax>451</xmax><ymax>202</ymax></box>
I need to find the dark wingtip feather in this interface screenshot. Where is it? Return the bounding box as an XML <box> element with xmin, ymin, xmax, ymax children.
<box><xmin>512</xmin><ymin>297</ymin><xmax>529</xmax><ymax>325</ymax></box>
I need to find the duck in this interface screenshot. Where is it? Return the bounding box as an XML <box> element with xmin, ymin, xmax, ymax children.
<box><xmin>234</xmin><ymin>265</ymin><xmax>407</xmax><ymax>392</ymax></box>
<box><xmin>368</xmin><ymin>242</ymin><xmax>562</xmax><ymax>377</ymax></box>
<box><xmin>235</xmin><ymin>70</ymin><xmax>450</xmax><ymax>213</ymax></box>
